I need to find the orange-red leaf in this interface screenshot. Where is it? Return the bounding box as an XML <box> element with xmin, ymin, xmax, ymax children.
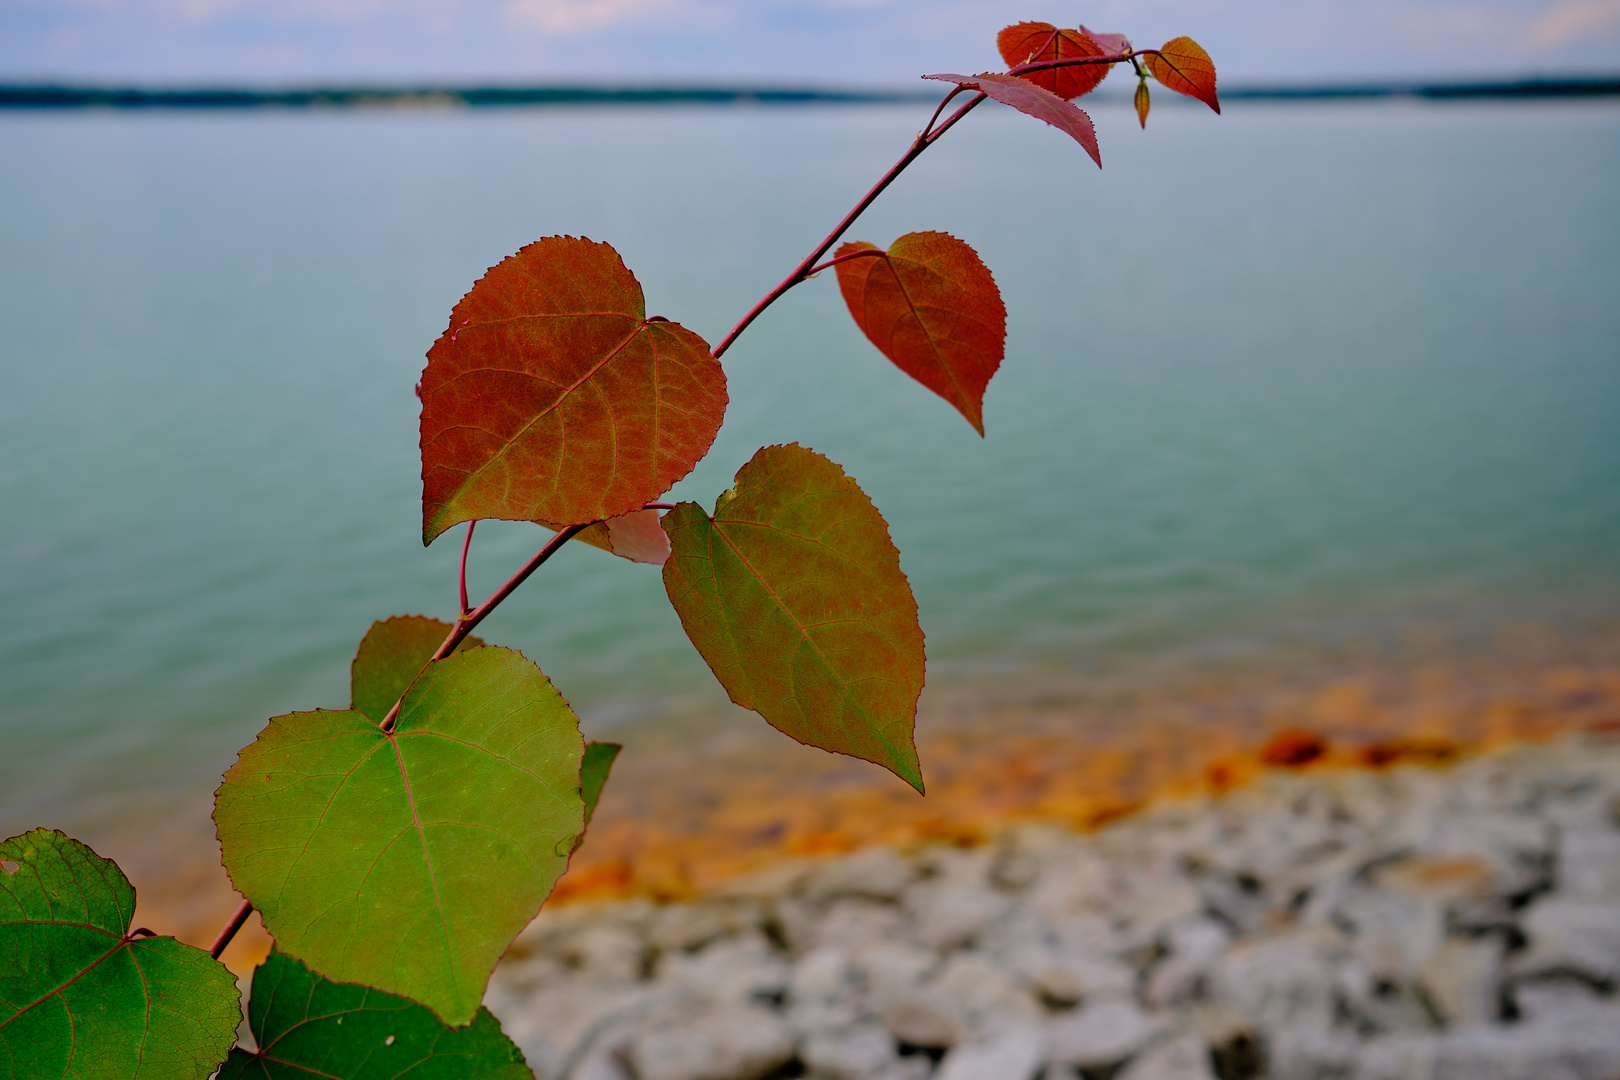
<box><xmin>996</xmin><ymin>21</ymin><xmax>1112</xmax><ymax>100</ymax></box>
<box><xmin>1080</xmin><ymin>26</ymin><xmax>1132</xmax><ymax>57</ymax></box>
<box><xmin>418</xmin><ymin>237</ymin><xmax>727</xmax><ymax>544</ymax></box>
<box><xmin>661</xmin><ymin>444</ymin><xmax>925</xmax><ymax>792</ymax></box>
<box><xmin>924</xmin><ymin>73</ymin><xmax>1100</xmax><ymax>167</ymax></box>
<box><xmin>1145</xmin><ymin>36</ymin><xmax>1220</xmax><ymax>113</ymax></box>
<box><xmin>541</xmin><ymin>507</ymin><xmax>671</xmax><ymax>566</ymax></box>
<box><xmin>832</xmin><ymin>232</ymin><xmax>1006</xmax><ymax>435</ymax></box>
<box><xmin>1135</xmin><ymin>79</ymin><xmax>1151</xmax><ymax>128</ymax></box>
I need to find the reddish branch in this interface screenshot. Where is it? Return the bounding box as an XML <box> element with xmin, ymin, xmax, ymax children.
<box><xmin>205</xmin><ymin>55</ymin><xmax>1142</xmax><ymax>960</ymax></box>
<box><xmin>210</xmin><ymin>900</ymin><xmax>254</xmax><ymax>959</ymax></box>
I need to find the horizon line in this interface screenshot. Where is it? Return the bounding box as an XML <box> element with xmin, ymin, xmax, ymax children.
<box><xmin>3</xmin><ymin>75</ymin><xmax>1618</xmax><ymax>110</ymax></box>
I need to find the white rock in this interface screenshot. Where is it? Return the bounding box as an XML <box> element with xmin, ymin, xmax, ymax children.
<box><xmin>805</xmin><ymin>847</ymin><xmax>917</xmax><ymax>903</ymax></box>
<box><xmin>852</xmin><ymin>941</ymin><xmax>937</xmax><ymax>996</ymax></box>
<box><xmin>1352</xmin><ymin>1033</ymin><xmax>1438</xmax><ymax>1080</ymax></box>
<box><xmin>873</xmin><ymin>984</ymin><xmax>968</xmax><ymax>1049</ymax></box>
<box><xmin>934</xmin><ymin>1027</ymin><xmax>1044</xmax><ymax>1080</ymax></box>
<box><xmin>657</xmin><ymin>931</ymin><xmax>788</xmax><ymax>1006</ymax></box>
<box><xmin>930</xmin><ymin>951</ymin><xmax>1041</xmax><ymax>1032</ymax></box>
<box><xmin>800</xmin><ymin>1022</ymin><xmax>898</xmax><ymax>1080</ymax></box>
<box><xmin>1559</xmin><ymin>826</ymin><xmax>1620</xmax><ymax>901</ymax></box>
<box><xmin>1512</xmin><ymin>897</ymin><xmax>1620</xmax><ymax>984</ymax></box>
<box><xmin>1264</xmin><ymin>1021</ymin><xmax>1358</xmax><ymax>1080</ymax></box>
<box><xmin>563</xmin><ymin>922</ymin><xmax>649</xmax><ymax>984</ymax></box>
<box><xmin>789</xmin><ymin>946</ymin><xmax>859</xmax><ymax>1035</ymax></box>
<box><xmin>1334</xmin><ymin>882</ymin><xmax>1445</xmax><ymax>981</ymax></box>
<box><xmin>1116</xmin><ymin>1031</ymin><xmax>1216</xmax><ymax>1080</ymax></box>
<box><xmin>1019</xmin><ymin>950</ymin><xmax>1137</xmax><ymax>1009</ymax></box>
<box><xmin>1044</xmin><ymin>997</ymin><xmax>1168</xmax><ymax>1068</ymax></box>
<box><xmin>485</xmin><ymin>983</ymin><xmax>659</xmax><ymax>1078</ymax></box>
<box><xmin>628</xmin><ymin>1002</ymin><xmax>796</xmax><ymax>1080</ymax></box>
<box><xmin>1145</xmin><ymin>917</ymin><xmax>1232</xmax><ymax>1008</ymax></box>
<box><xmin>1418</xmin><ymin>936</ymin><xmax>1502</xmax><ymax>1027</ymax></box>
<box><xmin>902</xmin><ymin>880</ymin><xmax>1010</xmax><ymax>952</ymax></box>
<box><xmin>641</xmin><ymin>900</ymin><xmax>761</xmax><ymax>952</ymax></box>
<box><xmin>1211</xmin><ymin>927</ymin><xmax>1342</xmax><ymax>1030</ymax></box>
<box><xmin>815</xmin><ymin>898</ymin><xmax>909</xmax><ymax>951</ymax></box>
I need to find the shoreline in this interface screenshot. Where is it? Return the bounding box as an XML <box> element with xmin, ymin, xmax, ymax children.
<box><xmin>487</xmin><ymin>731</ymin><xmax>1620</xmax><ymax>1080</ymax></box>
<box><xmin>23</xmin><ymin>659</ymin><xmax>1619</xmax><ymax>976</ymax></box>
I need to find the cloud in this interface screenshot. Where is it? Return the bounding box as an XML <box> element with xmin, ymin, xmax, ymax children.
<box><xmin>1530</xmin><ymin>0</ymin><xmax>1620</xmax><ymax>46</ymax></box>
<box><xmin>503</xmin><ymin>0</ymin><xmax>685</xmax><ymax>34</ymax></box>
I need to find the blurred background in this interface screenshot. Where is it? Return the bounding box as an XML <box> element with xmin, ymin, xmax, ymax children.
<box><xmin>2</xmin><ymin>0</ymin><xmax>1618</xmax><ymax>952</ymax></box>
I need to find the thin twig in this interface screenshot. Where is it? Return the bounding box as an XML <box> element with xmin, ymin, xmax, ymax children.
<box><xmin>1011</xmin><ymin>50</ymin><xmax>1151</xmax><ymax>76</ymax></box>
<box><xmin>710</xmin><ymin>89</ymin><xmax>987</xmax><ymax>359</ymax></box>
<box><xmin>379</xmin><ymin>522</ymin><xmax>590</xmax><ymax>733</ymax></box>
<box><xmin>806</xmin><ymin>248</ymin><xmax>888</xmax><ymax>277</ymax></box>
<box><xmin>457</xmin><ymin>520</ymin><xmax>476</xmax><ymax>617</ymax></box>
<box><xmin>210</xmin><ymin>899</ymin><xmax>254</xmax><ymax>959</ymax></box>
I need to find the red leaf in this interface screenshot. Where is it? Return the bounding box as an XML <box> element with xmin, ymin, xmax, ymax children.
<box><xmin>1079</xmin><ymin>25</ymin><xmax>1132</xmax><ymax>57</ymax></box>
<box><xmin>995</xmin><ymin>21</ymin><xmax>1112</xmax><ymax>100</ymax></box>
<box><xmin>418</xmin><ymin>237</ymin><xmax>728</xmax><ymax>544</ymax></box>
<box><xmin>1135</xmin><ymin>79</ymin><xmax>1151</xmax><ymax>128</ymax></box>
<box><xmin>541</xmin><ymin>507</ymin><xmax>671</xmax><ymax>566</ymax></box>
<box><xmin>924</xmin><ymin>73</ymin><xmax>1100</xmax><ymax>168</ymax></box>
<box><xmin>832</xmin><ymin>232</ymin><xmax>1006</xmax><ymax>435</ymax></box>
<box><xmin>661</xmin><ymin>444</ymin><xmax>925</xmax><ymax>791</ymax></box>
<box><xmin>1145</xmin><ymin>36</ymin><xmax>1220</xmax><ymax>114</ymax></box>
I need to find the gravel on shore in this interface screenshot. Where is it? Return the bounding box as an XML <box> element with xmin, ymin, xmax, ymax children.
<box><xmin>485</xmin><ymin>732</ymin><xmax>1620</xmax><ymax>1080</ymax></box>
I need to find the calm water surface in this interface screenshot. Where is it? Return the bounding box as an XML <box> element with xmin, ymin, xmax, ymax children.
<box><xmin>2</xmin><ymin>99</ymin><xmax>1618</xmax><ymax>845</ymax></box>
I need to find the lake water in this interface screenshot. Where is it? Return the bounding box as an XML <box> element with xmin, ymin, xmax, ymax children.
<box><xmin>2</xmin><ymin>98</ymin><xmax>1619</xmax><ymax>917</ymax></box>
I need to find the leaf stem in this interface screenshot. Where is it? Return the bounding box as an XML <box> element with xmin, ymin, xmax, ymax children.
<box><xmin>806</xmin><ymin>248</ymin><xmax>887</xmax><ymax>277</ymax></box>
<box><xmin>458</xmin><ymin>520</ymin><xmax>476</xmax><ymax>617</ymax></box>
<box><xmin>210</xmin><ymin>899</ymin><xmax>253</xmax><ymax>959</ymax></box>
<box><xmin>1011</xmin><ymin>50</ymin><xmax>1152</xmax><ymax>76</ymax></box>
<box><xmin>379</xmin><ymin>522</ymin><xmax>590</xmax><ymax>733</ymax></box>
<box><xmin>710</xmin><ymin>88</ymin><xmax>986</xmax><ymax>360</ymax></box>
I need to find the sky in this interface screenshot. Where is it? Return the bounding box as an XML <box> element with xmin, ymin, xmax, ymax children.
<box><xmin>3</xmin><ymin>0</ymin><xmax>1620</xmax><ymax>85</ymax></box>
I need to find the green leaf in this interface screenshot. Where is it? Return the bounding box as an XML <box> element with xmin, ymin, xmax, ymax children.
<box><xmin>215</xmin><ymin>646</ymin><xmax>585</xmax><ymax>1025</ymax></box>
<box><xmin>351</xmin><ymin>615</ymin><xmax>485</xmax><ymax>722</ymax></box>
<box><xmin>0</xmin><ymin>829</ymin><xmax>240</xmax><ymax>1080</ymax></box>
<box><xmin>218</xmin><ymin>949</ymin><xmax>532</xmax><ymax>1080</ymax></box>
<box><xmin>581</xmin><ymin>742</ymin><xmax>620</xmax><ymax>830</ymax></box>
<box><xmin>661</xmin><ymin>444</ymin><xmax>926</xmax><ymax>792</ymax></box>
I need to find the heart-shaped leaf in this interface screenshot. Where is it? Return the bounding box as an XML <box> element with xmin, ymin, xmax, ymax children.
<box><xmin>662</xmin><ymin>444</ymin><xmax>925</xmax><ymax>792</ymax></box>
<box><xmin>539</xmin><ymin>507</ymin><xmax>672</xmax><ymax>566</ymax></box>
<box><xmin>351</xmin><ymin>615</ymin><xmax>485</xmax><ymax>723</ymax></box>
<box><xmin>1146</xmin><ymin>36</ymin><xmax>1220</xmax><ymax>113</ymax></box>
<box><xmin>419</xmin><ymin>236</ymin><xmax>728</xmax><ymax>544</ymax></box>
<box><xmin>1079</xmin><ymin>25</ymin><xmax>1133</xmax><ymax>57</ymax></box>
<box><xmin>832</xmin><ymin>231</ymin><xmax>1006</xmax><ymax>435</ymax></box>
<box><xmin>996</xmin><ymin>21</ymin><xmax>1112</xmax><ymax>100</ymax></box>
<box><xmin>581</xmin><ymin>741</ymin><xmax>620</xmax><ymax>830</ymax></box>
<box><xmin>923</xmin><ymin>73</ymin><xmax>1100</xmax><ymax>167</ymax></box>
<box><xmin>218</xmin><ymin>949</ymin><xmax>531</xmax><ymax>1080</ymax></box>
<box><xmin>215</xmin><ymin>646</ymin><xmax>585</xmax><ymax>1025</ymax></box>
<box><xmin>0</xmin><ymin>829</ymin><xmax>240</xmax><ymax>1080</ymax></box>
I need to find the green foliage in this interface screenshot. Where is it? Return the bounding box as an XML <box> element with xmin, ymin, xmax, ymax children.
<box><xmin>0</xmin><ymin>830</ymin><xmax>239</xmax><ymax>1079</ymax></box>
<box><xmin>215</xmin><ymin>646</ymin><xmax>585</xmax><ymax>1024</ymax></box>
<box><xmin>662</xmin><ymin>444</ymin><xmax>926</xmax><ymax>791</ymax></box>
<box><xmin>219</xmin><ymin>949</ymin><xmax>530</xmax><ymax>1079</ymax></box>
<box><xmin>23</xmin><ymin>15</ymin><xmax>1222</xmax><ymax>1070</ymax></box>
<box><xmin>351</xmin><ymin>614</ymin><xmax>485</xmax><ymax>720</ymax></box>
<box><xmin>581</xmin><ymin>741</ymin><xmax>621</xmax><ymax>829</ymax></box>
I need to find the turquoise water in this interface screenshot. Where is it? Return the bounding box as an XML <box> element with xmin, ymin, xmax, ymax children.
<box><xmin>2</xmin><ymin>99</ymin><xmax>1618</xmax><ymax>841</ymax></box>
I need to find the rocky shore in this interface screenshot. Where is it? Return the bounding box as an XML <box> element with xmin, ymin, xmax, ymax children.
<box><xmin>486</xmin><ymin>732</ymin><xmax>1620</xmax><ymax>1080</ymax></box>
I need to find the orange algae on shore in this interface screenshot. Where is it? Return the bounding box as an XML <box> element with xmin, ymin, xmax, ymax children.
<box><xmin>553</xmin><ymin>665</ymin><xmax>1620</xmax><ymax>906</ymax></box>
<box><xmin>98</xmin><ymin>660</ymin><xmax>1620</xmax><ymax>974</ymax></box>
